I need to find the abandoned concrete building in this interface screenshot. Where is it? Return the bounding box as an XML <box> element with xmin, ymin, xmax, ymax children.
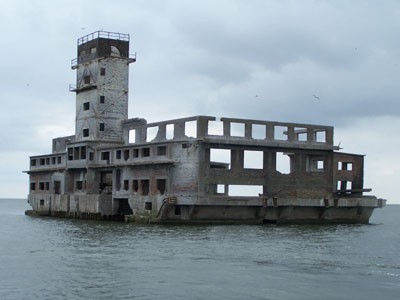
<box><xmin>26</xmin><ymin>31</ymin><xmax>385</xmax><ymax>224</ymax></box>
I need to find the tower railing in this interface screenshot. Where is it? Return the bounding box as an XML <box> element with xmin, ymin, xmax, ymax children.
<box><xmin>77</xmin><ymin>31</ymin><xmax>130</xmax><ymax>45</ymax></box>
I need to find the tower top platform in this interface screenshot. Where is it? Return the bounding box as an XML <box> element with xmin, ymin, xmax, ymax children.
<box><xmin>77</xmin><ymin>31</ymin><xmax>130</xmax><ymax>46</ymax></box>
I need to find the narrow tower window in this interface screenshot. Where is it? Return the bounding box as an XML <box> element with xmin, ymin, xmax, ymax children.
<box><xmin>100</xmin><ymin>95</ymin><xmax>105</xmax><ymax>103</ymax></box>
<box><xmin>99</xmin><ymin>123</ymin><xmax>105</xmax><ymax>131</ymax></box>
<box><xmin>83</xmin><ymin>128</ymin><xmax>89</xmax><ymax>137</ymax></box>
<box><xmin>83</xmin><ymin>102</ymin><xmax>90</xmax><ymax>111</ymax></box>
<box><xmin>100</xmin><ymin>68</ymin><xmax>106</xmax><ymax>76</ymax></box>
<box><xmin>84</xmin><ymin>75</ymin><xmax>90</xmax><ymax>84</ymax></box>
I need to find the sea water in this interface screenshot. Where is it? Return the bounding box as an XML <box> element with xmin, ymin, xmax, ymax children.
<box><xmin>0</xmin><ymin>199</ymin><xmax>399</xmax><ymax>299</ymax></box>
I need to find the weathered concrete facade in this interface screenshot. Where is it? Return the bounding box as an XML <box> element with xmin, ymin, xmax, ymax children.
<box><xmin>26</xmin><ymin>31</ymin><xmax>386</xmax><ymax>224</ymax></box>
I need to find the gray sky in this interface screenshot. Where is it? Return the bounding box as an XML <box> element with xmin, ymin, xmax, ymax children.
<box><xmin>1</xmin><ymin>0</ymin><xmax>399</xmax><ymax>203</ymax></box>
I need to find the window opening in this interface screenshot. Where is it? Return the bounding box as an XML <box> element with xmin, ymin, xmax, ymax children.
<box><xmin>231</xmin><ymin>122</ymin><xmax>245</xmax><ymax>137</ymax></box>
<box><xmin>228</xmin><ymin>185</ymin><xmax>263</xmax><ymax>197</ymax></box>
<box><xmin>185</xmin><ymin>120</ymin><xmax>197</xmax><ymax>138</ymax></box>
<box><xmin>157</xmin><ymin>146</ymin><xmax>167</xmax><ymax>156</ymax></box>
<box><xmin>210</xmin><ymin>148</ymin><xmax>231</xmax><ymax>169</ymax></box>
<box><xmin>83</xmin><ymin>128</ymin><xmax>89</xmax><ymax>137</ymax></box>
<box><xmin>145</xmin><ymin>202</ymin><xmax>152</xmax><ymax>210</ymax></box>
<box><xmin>133</xmin><ymin>149</ymin><xmax>139</xmax><ymax>158</ymax></box>
<box><xmin>30</xmin><ymin>182</ymin><xmax>36</xmax><ymax>191</ymax></box>
<box><xmin>100</xmin><ymin>68</ymin><xmax>106</xmax><ymax>76</ymax></box>
<box><xmin>294</xmin><ymin>127</ymin><xmax>307</xmax><ymax>141</ymax></box>
<box><xmin>166</xmin><ymin>124</ymin><xmax>174</xmax><ymax>140</ymax></box>
<box><xmin>276</xmin><ymin>152</ymin><xmax>292</xmax><ymax>174</ymax></box>
<box><xmin>141</xmin><ymin>180</ymin><xmax>150</xmax><ymax>195</ymax></box>
<box><xmin>116</xmin><ymin>150</ymin><xmax>121</xmax><ymax>160</ymax></box>
<box><xmin>208</xmin><ymin>120</ymin><xmax>223</xmax><ymax>136</ymax></box>
<box><xmin>100</xmin><ymin>95</ymin><xmax>105</xmax><ymax>103</ymax></box>
<box><xmin>142</xmin><ymin>148</ymin><xmax>150</xmax><ymax>157</ymax></box>
<box><xmin>83</xmin><ymin>75</ymin><xmax>90</xmax><ymax>84</ymax></box>
<box><xmin>83</xmin><ymin>102</ymin><xmax>90</xmax><ymax>111</ymax></box>
<box><xmin>128</xmin><ymin>129</ymin><xmax>136</xmax><ymax>143</ymax></box>
<box><xmin>174</xmin><ymin>206</ymin><xmax>181</xmax><ymax>215</ymax></box>
<box><xmin>101</xmin><ymin>151</ymin><xmax>110</xmax><ymax>161</ymax></box>
<box><xmin>315</xmin><ymin>130</ymin><xmax>326</xmax><ymax>143</ymax></box>
<box><xmin>80</xmin><ymin>146</ymin><xmax>86</xmax><ymax>160</ymax></box>
<box><xmin>99</xmin><ymin>123</ymin><xmax>105</xmax><ymax>131</ymax></box>
<box><xmin>157</xmin><ymin>179</ymin><xmax>166</xmax><ymax>195</ymax></box>
<box><xmin>132</xmin><ymin>180</ymin><xmax>139</xmax><ymax>193</ymax></box>
<box><xmin>31</xmin><ymin>159</ymin><xmax>36</xmax><ymax>166</ymax></box>
<box><xmin>252</xmin><ymin>124</ymin><xmax>265</xmax><ymax>140</ymax></box>
<box><xmin>123</xmin><ymin>180</ymin><xmax>129</xmax><ymax>191</ymax></box>
<box><xmin>124</xmin><ymin>149</ymin><xmax>130</xmax><ymax>161</ymax></box>
<box><xmin>274</xmin><ymin>126</ymin><xmax>288</xmax><ymax>141</ymax></box>
<box><xmin>244</xmin><ymin>150</ymin><xmax>263</xmax><ymax>169</ymax></box>
<box><xmin>146</xmin><ymin>126</ymin><xmax>158</xmax><ymax>142</ymax></box>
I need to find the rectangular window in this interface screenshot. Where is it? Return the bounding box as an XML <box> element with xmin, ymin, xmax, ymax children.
<box><xmin>133</xmin><ymin>149</ymin><xmax>139</xmax><ymax>158</ymax></box>
<box><xmin>83</xmin><ymin>102</ymin><xmax>90</xmax><ymax>111</ymax></box>
<box><xmin>40</xmin><ymin>158</ymin><xmax>45</xmax><ymax>165</ymax></box>
<box><xmin>68</xmin><ymin>148</ymin><xmax>73</xmax><ymax>161</ymax></box>
<box><xmin>45</xmin><ymin>182</ymin><xmax>50</xmax><ymax>190</ymax></box>
<box><xmin>39</xmin><ymin>182</ymin><xmax>45</xmax><ymax>190</ymax></box>
<box><xmin>145</xmin><ymin>202</ymin><xmax>152</xmax><ymax>210</ymax></box>
<box><xmin>141</xmin><ymin>148</ymin><xmax>150</xmax><ymax>157</ymax></box>
<box><xmin>132</xmin><ymin>180</ymin><xmax>139</xmax><ymax>193</ymax></box>
<box><xmin>83</xmin><ymin>128</ymin><xmax>89</xmax><ymax>137</ymax></box>
<box><xmin>124</xmin><ymin>149</ymin><xmax>130</xmax><ymax>161</ymax></box>
<box><xmin>100</xmin><ymin>95</ymin><xmax>105</xmax><ymax>103</ymax></box>
<box><xmin>123</xmin><ymin>180</ymin><xmax>129</xmax><ymax>191</ymax></box>
<box><xmin>58</xmin><ymin>156</ymin><xmax>62</xmax><ymax>164</ymax></box>
<box><xmin>100</xmin><ymin>68</ymin><xmax>106</xmax><ymax>76</ymax></box>
<box><xmin>116</xmin><ymin>150</ymin><xmax>121</xmax><ymax>160</ymax></box>
<box><xmin>51</xmin><ymin>157</ymin><xmax>56</xmax><ymax>164</ymax></box>
<box><xmin>74</xmin><ymin>147</ymin><xmax>80</xmax><ymax>160</ymax></box>
<box><xmin>30</xmin><ymin>182</ymin><xmax>36</xmax><ymax>191</ymax></box>
<box><xmin>157</xmin><ymin>179</ymin><xmax>166</xmax><ymax>195</ymax></box>
<box><xmin>99</xmin><ymin>123</ymin><xmax>105</xmax><ymax>131</ymax></box>
<box><xmin>89</xmin><ymin>152</ymin><xmax>94</xmax><ymax>161</ymax></box>
<box><xmin>46</xmin><ymin>158</ymin><xmax>50</xmax><ymax>165</ymax></box>
<box><xmin>157</xmin><ymin>146</ymin><xmax>167</xmax><ymax>156</ymax></box>
<box><xmin>101</xmin><ymin>151</ymin><xmax>110</xmax><ymax>161</ymax></box>
<box><xmin>141</xmin><ymin>179</ymin><xmax>149</xmax><ymax>195</ymax></box>
<box><xmin>54</xmin><ymin>181</ymin><xmax>61</xmax><ymax>194</ymax></box>
<box><xmin>84</xmin><ymin>75</ymin><xmax>90</xmax><ymax>84</ymax></box>
<box><xmin>80</xmin><ymin>146</ymin><xmax>86</xmax><ymax>160</ymax></box>
<box><xmin>76</xmin><ymin>181</ymin><xmax>83</xmax><ymax>190</ymax></box>
<box><xmin>40</xmin><ymin>199</ymin><xmax>44</xmax><ymax>206</ymax></box>
<box><xmin>31</xmin><ymin>159</ymin><xmax>36</xmax><ymax>166</ymax></box>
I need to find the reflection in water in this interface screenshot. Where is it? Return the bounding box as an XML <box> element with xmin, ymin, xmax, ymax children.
<box><xmin>0</xmin><ymin>199</ymin><xmax>399</xmax><ymax>300</ymax></box>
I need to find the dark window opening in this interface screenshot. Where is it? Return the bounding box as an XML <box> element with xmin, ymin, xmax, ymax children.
<box><xmin>123</xmin><ymin>180</ymin><xmax>129</xmax><ymax>191</ymax></box>
<box><xmin>45</xmin><ymin>182</ymin><xmax>50</xmax><ymax>191</ymax></box>
<box><xmin>174</xmin><ymin>206</ymin><xmax>181</xmax><ymax>215</ymax></box>
<box><xmin>76</xmin><ymin>181</ymin><xmax>83</xmax><ymax>190</ymax></box>
<box><xmin>83</xmin><ymin>102</ymin><xmax>90</xmax><ymax>111</ymax></box>
<box><xmin>89</xmin><ymin>152</ymin><xmax>94</xmax><ymax>161</ymax></box>
<box><xmin>101</xmin><ymin>151</ymin><xmax>110</xmax><ymax>161</ymax></box>
<box><xmin>142</xmin><ymin>148</ymin><xmax>150</xmax><ymax>157</ymax></box>
<box><xmin>40</xmin><ymin>199</ymin><xmax>44</xmax><ymax>206</ymax></box>
<box><xmin>40</xmin><ymin>158</ymin><xmax>45</xmax><ymax>166</ymax></box>
<box><xmin>133</xmin><ymin>149</ymin><xmax>139</xmax><ymax>158</ymax></box>
<box><xmin>99</xmin><ymin>123</ymin><xmax>105</xmax><ymax>131</ymax></box>
<box><xmin>141</xmin><ymin>180</ymin><xmax>149</xmax><ymax>195</ymax></box>
<box><xmin>116</xmin><ymin>170</ymin><xmax>121</xmax><ymax>191</ymax></box>
<box><xmin>182</xmin><ymin>143</ymin><xmax>192</xmax><ymax>149</ymax></box>
<box><xmin>39</xmin><ymin>182</ymin><xmax>45</xmax><ymax>190</ymax></box>
<box><xmin>132</xmin><ymin>180</ymin><xmax>139</xmax><ymax>192</ymax></box>
<box><xmin>124</xmin><ymin>150</ymin><xmax>130</xmax><ymax>161</ymax></box>
<box><xmin>51</xmin><ymin>157</ymin><xmax>56</xmax><ymax>165</ymax></box>
<box><xmin>30</xmin><ymin>182</ymin><xmax>36</xmax><ymax>191</ymax></box>
<box><xmin>157</xmin><ymin>146</ymin><xmax>167</xmax><ymax>156</ymax></box>
<box><xmin>100</xmin><ymin>95</ymin><xmax>105</xmax><ymax>103</ymax></box>
<box><xmin>83</xmin><ymin>128</ymin><xmax>89</xmax><ymax>137</ymax></box>
<box><xmin>84</xmin><ymin>75</ymin><xmax>90</xmax><ymax>84</ymax></box>
<box><xmin>68</xmin><ymin>148</ymin><xmax>73</xmax><ymax>161</ymax></box>
<box><xmin>74</xmin><ymin>147</ymin><xmax>80</xmax><ymax>160</ymax></box>
<box><xmin>31</xmin><ymin>159</ymin><xmax>36</xmax><ymax>166</ymax></box>
<box><xmin>46</xmin><ymin>158</ymin><xmax>50</xmax><ymax>165</ymax></box>
<box><xmin>100</xmin><ymin>68</ymin><xmax>106</xmax><ymax>76</ymax></box>
<box><xmin>58</xmin><ymin>156</ymin><xmax>62</xmax><ymax>164</ymax></box>
<box><xmin>157</xmin><ymin>179</ymin><xmax>166</xmax><ymax>195</ymax></box>
<box><xmin>145</xmin><ymin>202</ymin><xmax>152</xmax><ymax>210</ymax></box>
<box><xmin>116</xmin><ymin>150</ymin><xmax>121</xmax><ymax>160</ymax></box>
<box><xmin>80</xmin><ymin>146</ymin><xmax>86</xmax><ymax>160</ymax></box>
<box><xmin>54</xmin><ymin>181</ymin><xmax>61</xmax><ymax>194</ymax></box>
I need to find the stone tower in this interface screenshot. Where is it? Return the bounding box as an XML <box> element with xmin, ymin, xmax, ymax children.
<box><xmin>71</xmin><ymin>31</ymin><xmax>135</xmax><ymax>142</ymax></box>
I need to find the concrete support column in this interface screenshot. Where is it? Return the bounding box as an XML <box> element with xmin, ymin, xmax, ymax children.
<box><xmin>223</xmin><ymin>121</ymin><xmax>231</xmax><ymax>137</ymax></box>
<box><xmin>287</xmin><ymin>126</ymin><xmax>295</xmax><ymax>142</ymax></box>
<box><xmin>173</xmin><ymin>121</ymin><xmax>185</xmax><ymax>139</ymax></box>
<box><xmin>245</xmin><ymin>123</ymin><xmax>252</xmax><ymax>139</ymax></box>
<box><xmin>266</xmin><ymin>124</ymin><xmax>274</xmax><ymax>141</ymax></box>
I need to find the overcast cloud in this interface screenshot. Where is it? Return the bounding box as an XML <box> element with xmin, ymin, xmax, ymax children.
<box><xmin>0</xmin><ymin>0</ymin><xmax>399</xmax><ymax>203</ymax></box>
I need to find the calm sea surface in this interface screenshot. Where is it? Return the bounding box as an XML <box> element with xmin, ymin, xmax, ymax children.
<box><xmin>0</xmin><ymin>199</ymin><xmax>399</xmax><ymax>300</ymax></box>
